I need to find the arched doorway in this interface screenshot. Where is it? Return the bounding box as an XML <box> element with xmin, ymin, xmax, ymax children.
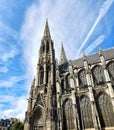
<box><xmin>32</xmin><ymin>107</ymin><xmax>45</xmax><ymax>130</ymax></box>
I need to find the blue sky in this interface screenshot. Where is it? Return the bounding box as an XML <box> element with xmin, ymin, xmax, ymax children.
<box><xmin>0</xmin><ymin>0</ymin><xmax>114</xmax><ymax>120</ymax></box>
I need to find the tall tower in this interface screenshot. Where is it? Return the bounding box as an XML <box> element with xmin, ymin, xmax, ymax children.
<box><xmin>24</xmin><ymin>20</ymin><xmax>56</xmax><ymax>130</ymax></box>
<box><xmin>35</xmin><ymin>19</ymin><xmax>56</xmax><ymax>90</ymax></box>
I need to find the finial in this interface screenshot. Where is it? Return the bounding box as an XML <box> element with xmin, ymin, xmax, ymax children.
<box><xmin>98</xmin><ymin>44</ymin><xmax>101</xmax><ymax>50</ymax></box>
<box><xmin>43</xmin><ymin>19</ymin><xmax>51</xmax><ymax>38</ymax></box>
<box><xmin>61</xmin><ymin>41</ymin><xmax>64</xmax><ymax>49</ymax></box>
<box><xmin>98</xmin><ymin>44</ymin><xmax>102</xmax><ymax>56</ymax></box>
<box><xmin>83</xmin><ymin>51</ymin><xmax>87</xmax><ymax>61</ymax></box>
<box><xmin>60</xmin><ymin>42</ymin><xmax>67</xmax><ymax>64</ymax></box>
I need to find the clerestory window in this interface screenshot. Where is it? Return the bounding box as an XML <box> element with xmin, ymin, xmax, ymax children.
<box><xmin>92</xmin><ymin>65</ymin><xmax>105</xmax><ymax>86</ymax></box>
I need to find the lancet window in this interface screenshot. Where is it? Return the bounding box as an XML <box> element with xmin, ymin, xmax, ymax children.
<box><xmin>78</xmin><ymin>69</ymin><xmax>87</xmax><ymax>87</ymax></box>
<box><xmin>39</xmin><ymin>66</ymin><xmax>44</xmax><ymax>85</ymax></box>
<box><xmin>41</xmin><ymin>42</ymin><xmax>45</xmax><ymax>53</ymax></box>
<box><xmin>107</xmin><ymin>61</ymin><xmax>114</xmax><ymax>86</ymax></box>
<box><xmin>65</xmin><ymin>74</ymin><xmax>70</xmax><ymax>90</ymax></box>
<box><xmin>80</xmin><ymin>96</ymin><xmax>93</xmax><ymax>128</ymax></box>
<box><xmin>46</xmin><ymin>41</ymin><xmax>49</xmax><ymax>53</ymax></box>
<box><xmin>61</xmin><ymin>79</ymin><xmax>64</xmax><ymax>93</ymax></box>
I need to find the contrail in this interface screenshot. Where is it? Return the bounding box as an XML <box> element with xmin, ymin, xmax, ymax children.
<box><xmin>76</xmin><ymin>15</ymin><xmax>101</xmax><ymax>57</ymax></box>
<box><xmin>99</xmin><ymin>0</ymin><xmax>114</xmax><ymax>18</ymax></box>
<box><xmin>76</xmin><ymin>0</ymin><xmax>114</xmax><ymax>58</ymax></box>
<box><xmin>85</xmin><ymin>35</ymin><xmax>105</xmax><ymax>55</ymax></box>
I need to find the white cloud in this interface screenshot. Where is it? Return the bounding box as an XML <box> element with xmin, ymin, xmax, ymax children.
<box><xmin>0</xmin><ymin>43</ymin><xmax>19</xmax><ymax>62</ymax></box>
<box><xmin>0</xmin><ymin>37</ymin><xmax>7</xmax><ymax>43</ymax></box>
<box><xmin>0</xmin><ymin>95</ymin><xmax>27</xmax><ymax>120</ymax></box>
<box><xmin>0</xmin><ymin>21</ymin><xmax>19</xmax><ymax>62</ymax></box>
<box><xmin>0</xmin><ymin>104</ymin><xmax>3</xmax><ymax>109</ymax></box>
<box><xmin>21</xmin><ymin>0</ymin><xmax>102</xmax><ymax>80</ymax></box>
<box><xmin>0</xmin><ymin>76</ymin><xmax>25</xmax><ymax>88</ymax></box>
<box><xmin>0</xmin><ymin>66</ymin><xmax>8</xmax><ymax>73</ymax></box>
<box><xmin>0</xmin><ymin>95</ymin><xmax>15</xmax><ymax>103</ymax></box>
<box><xmin>99</xmin><ymin>0</ymin><xmax>114</xmax><ymax>18</ymax></box>
<box><xmin>15</xmin><ymin>0</ymin><xmax>114</xmax><ymax>120</ymax></box>
<box><xmin>0</xmin><ymin>21</ymin><xmax>19</xmax><ymax>39</ymax></box>
<box><xmin>0</xmin><ymin>49</ymin><xmax>18</xmax><ymax>62</ymax></box>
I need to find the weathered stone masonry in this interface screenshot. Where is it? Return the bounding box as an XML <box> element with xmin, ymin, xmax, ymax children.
<box><xmin>24</xmin><ymin>21</ymin><xmax>114</xmax><ymax>130</ymax></box>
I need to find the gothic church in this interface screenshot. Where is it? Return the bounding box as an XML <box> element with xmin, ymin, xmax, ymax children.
<box><xmin>24</xmin><ymin>21</ymin><xmax>114</xmax><ymax>130</ymax></box>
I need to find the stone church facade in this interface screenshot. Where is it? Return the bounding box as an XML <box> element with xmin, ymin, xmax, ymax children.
<box><xmin>24</xmin><ymin>21</ymin><xmax>114</xmax><ymax>130</ymax></box>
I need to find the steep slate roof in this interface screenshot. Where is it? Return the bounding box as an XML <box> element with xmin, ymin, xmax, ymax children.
<box><xmin>59</xmin><ymin>48</ymin><xmax>114</xmax><ymax>72</ymax></box>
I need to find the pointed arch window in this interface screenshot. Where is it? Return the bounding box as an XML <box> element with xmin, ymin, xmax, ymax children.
<box><xmin>61</xmin><ymin>79</ymin><xmax>64</xmax><ymax>93</ymax></box>
<box><xmin>78</xmin><ymin>69</ymin><xmax>87</xmax><ymax>87</ymax></box>
<box><xmin>63</xmin><ymin>99</ymin><xmax>75</xmax><ymax>130</ymax></box>
<box><xmin>41</xmin><ymin>42</ymin><xmax>45</xmax><ymax>53</ymax></box>
<box><xmin>46</xmin><ymin>65</ymin><xmax>51</xmax><ymax>84</ymax></box>
<box><xmin>39</xmin><ymin>66</ymin><xmax>44</xmax><ymax>85</ymax></box>
<box><xmin>65</xmin><ymin>74</ymin><xmax>70</xmax><ymax>91</ymax></box>
<box><xmin>80</xmin><ymin>96</ymin><xmax>93</xmax><ymax>128</ymax></box>
<box><xmin>92</xmin><ymin>65</ymin><xmax>105</xmax><ymax>86</ymax></box>
<box><xmin>97</xmin><ymin>93</ymin><xmax>114</xmax><ymax>127</ymax></box>
<box><xmin>107</xmin><ymin>61</ymin><xmax>114</xmax><ymax>86</ymax></box>
<box><xmin>46</xmin><ymin>41</ymin><xmax>49</xmax><ymax>53</ymax></box>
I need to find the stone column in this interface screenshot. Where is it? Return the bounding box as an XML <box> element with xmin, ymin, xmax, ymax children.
<box><xmin>24</xmin><ymin>106</ymin><xmax>30</xmax><ymax>130</ymax></box>
<box><xmin>44</xmin><ymin>63</ymin><xmax>47</xmax><ymax>85</ymax></box>
<box><xmin>70</xmin><ymin>76</ymin><xmax>80</xmax><ymax>130</ymax></box>
<box><xmin>51</xmin><ymin>63</ymin><xmax>53</xmax><ymax>85</ymax></box>
<box><xmin>88</xmin><ymin>87</ymin><xmax>101</xmax><ymax>130</ymax></box>
<box><xmin>24</xmin><ymin>120</ymin><xmax>30</xmax><ymax>130</ymax></box>
<box><xmin>45</xmin><ymin>92</ymin><xmax>52</xmax><ymax>130</ymax></box>
<box><xmin>32</xmin><ymin>88</ymin><xmax>37</xmax><ymax>109</ymax></box>
<box><xmin>83</xmin><ymin>53</ymin><xmax>101</xmax><ymax>129</ymax></box>
<box><xmin>44</xmin><ymin>46</ymin><xmax>47</xmax><ymax>85</ymax></box>
<box><xmin>87</xmin><ymin>77</ymin><xmax>101</xmax><ymax>129</ymax></box>
<box><xmin>56</xmin><ymin>81</ymin><xmax>62</xmax><ymax>130</ymax></box>
<box><xmin>50</xmin><ymin>44</ymin><xmax>54</xmax><ymax>86</ymax></box>
<box><xmin>74</xmin><ymin>69</ymin><xmax>79</xmax><ymax>92</ymax></box>
<box><xmin>104</xmin><ymin>69</ymin><xmax>114</xmax><ymax>108</ymax></box>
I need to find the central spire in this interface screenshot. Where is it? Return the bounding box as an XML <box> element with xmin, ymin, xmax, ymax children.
<box><xmin>43</xmin><ymin>19</ymin><xmax>51</xmax><ymax>39</ymax></box>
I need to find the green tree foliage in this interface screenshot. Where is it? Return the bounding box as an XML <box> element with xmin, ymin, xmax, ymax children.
<box><xmin>11</xmin><ymin>121</ymin><xmax>24</xmax><ymax>130</ymax></box>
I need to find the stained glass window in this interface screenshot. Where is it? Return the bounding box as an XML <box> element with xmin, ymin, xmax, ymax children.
<box><xmin>97</xmin><ymin>93</ymin><xmax>114</xmax><ymax>127</ymax></box>
<box><xmin>92</xmin><ymin>65</ymin><xmax>105</xmax><ymax>86</ymax></box>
